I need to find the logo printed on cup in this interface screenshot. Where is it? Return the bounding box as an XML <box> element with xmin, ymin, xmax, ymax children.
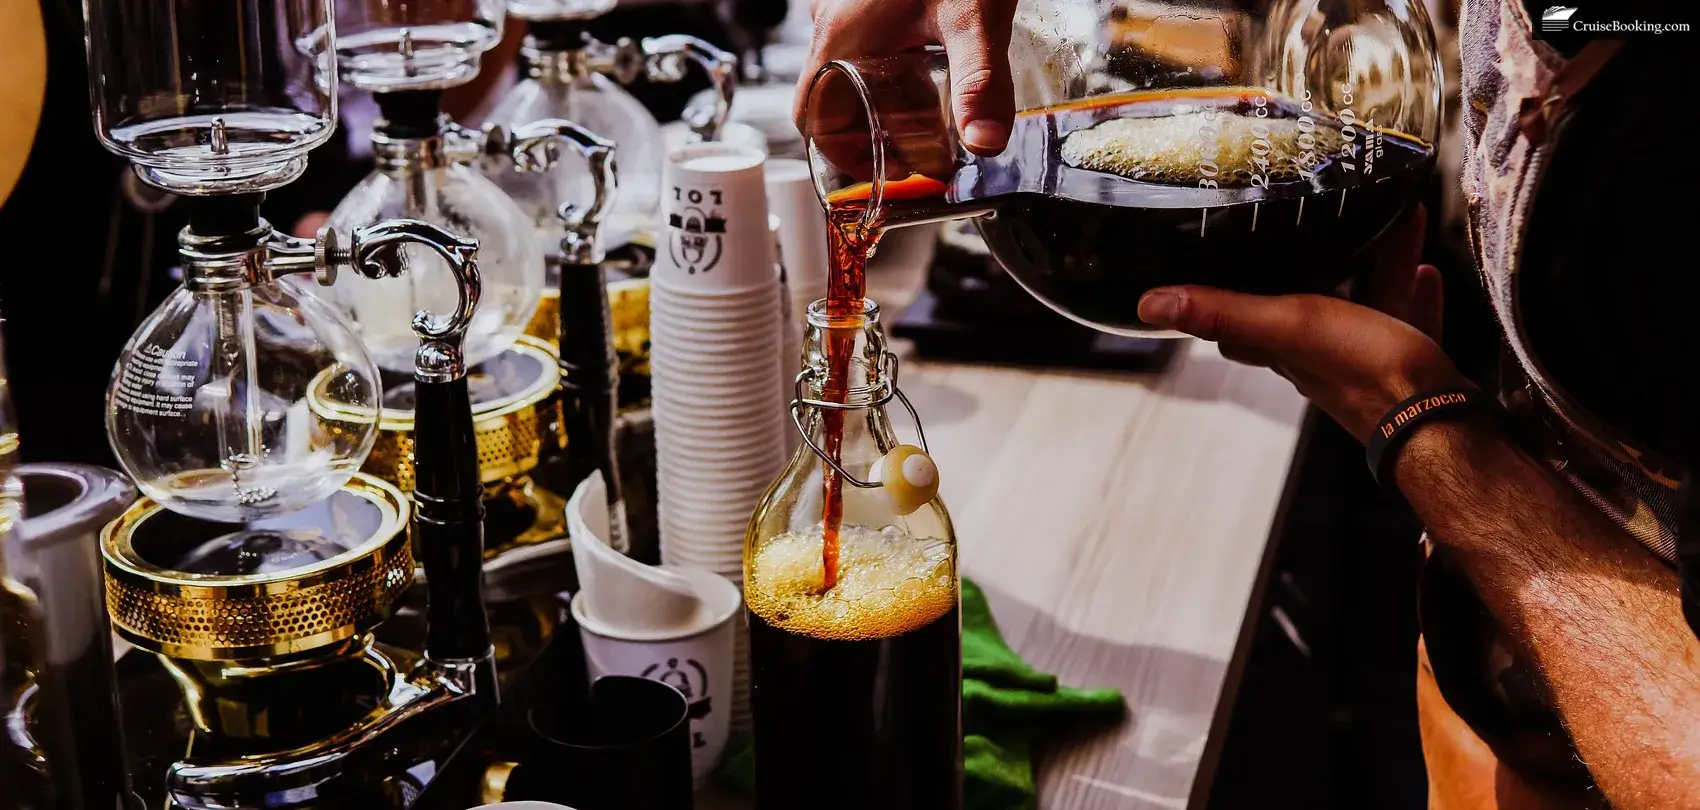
<box><xmin>654</xmin><ymin>144</ymin><xmax>771</xmax><ymax>293</ymax></box>
<box><xmin>644</xmin><ymin>656</ymin><xmax>713</xmax><ymax>749</ymax></box>
<box><xmin>666</xmin><ymin>190</ymin><xmax>727</xmax><ymax>275</ymax></box>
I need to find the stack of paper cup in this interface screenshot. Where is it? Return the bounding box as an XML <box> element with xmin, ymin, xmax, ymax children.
<box><xmin>650</xmin><ymin>143</ymin><xmax>792</xmax><ymax>729</ymax></box>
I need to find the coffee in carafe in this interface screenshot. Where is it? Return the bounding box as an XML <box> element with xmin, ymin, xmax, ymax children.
<box><xmin>967</xmin><ymin>88</ymin><xmax>1436</xmax><ymax>335</ymax></box>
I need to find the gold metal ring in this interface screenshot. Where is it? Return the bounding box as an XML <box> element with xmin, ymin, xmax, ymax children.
<box><xmin>101</xmin><ymin>474</ymin><xmax>413</xmax><ymax>661</ymax></box>
<box><xmin>310</xmin><ymin>336</ymin><xmax>563</xmax><ymax>491</ymax></box>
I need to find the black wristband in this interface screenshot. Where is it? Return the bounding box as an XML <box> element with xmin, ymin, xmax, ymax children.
<box><xmin>1365</xmin><ymin>388</ymin><xmax>1490</xmax><ymax>487</ymax></box>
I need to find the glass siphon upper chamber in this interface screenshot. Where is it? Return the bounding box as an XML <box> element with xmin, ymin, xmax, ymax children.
<box><xmin>82</xmin><ymin>0</ymin><xmax>336</xmax><ymax>194</ymax></box>
<box><xmin>334</xmin><ymin>0</ymin><xmax>506</xmax><ymax>92</ymax></box>
<box><xmin>106</xmin><ymin>280</ymin><xmax>381</xmax><ymax>524</ymax></box>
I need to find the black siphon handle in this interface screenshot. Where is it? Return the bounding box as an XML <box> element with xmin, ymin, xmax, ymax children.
<box><xmin>412</xmin><ymin>374</ymin><xmax>492</xmax><ymax>665</ymax></box>
<box><xmin>558</xmin><ymin>259</ymin><xmax>624</xmax><ymax>511</ymax></box>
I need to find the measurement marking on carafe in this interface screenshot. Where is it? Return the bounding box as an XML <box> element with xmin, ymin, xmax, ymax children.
<box><xmin>1296</xmin><ymin>197</ymin><xmax>1305</xmax><ymax>225</ymax></box>
<box><xmin>1338</xmin><ymin>189</ymin><xmax>1348</xmax><ymax>217</ymax></box>
<box><xmin>1198</xmin><ymin>209</ymin><xmax>1208</xmax><ymax>238</ymax></box>
<box><xmin>1251</xmin><ymin>203</ymin><xmax>1260</xmax><ymax>233</ymax></box>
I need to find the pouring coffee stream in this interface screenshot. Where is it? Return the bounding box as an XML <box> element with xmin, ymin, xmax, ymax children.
<box><xmin>816</xmin><ymin>177</ymin><xmax>946</xmax><ymax>590</ymax></box>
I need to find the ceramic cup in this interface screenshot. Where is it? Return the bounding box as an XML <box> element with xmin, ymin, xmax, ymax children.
<box><xmin>571</xmin><ymin>566</ymin><xmax>743</xmax><ymax>787</ymax></box>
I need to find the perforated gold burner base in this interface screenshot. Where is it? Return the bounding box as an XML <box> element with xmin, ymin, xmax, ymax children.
<box><xmin>309</xmin><ymin>336</ymin><xmax>573</xmax><ymax>560</ymax></box>
<box><xmin>101</xmin><ymin>472</ymin><xmax>555</xmax><ymax>809</ymax></box>
<box><xmin>101</xmin><ymin>474</ymin><xmax>413</xmax><ymax>662</ymax></box>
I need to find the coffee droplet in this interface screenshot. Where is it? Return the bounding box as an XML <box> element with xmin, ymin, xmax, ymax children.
<box><xmin>874</xmin><ymin>444</ymin><xmax>938</xmax><ymax>515</ymax></box>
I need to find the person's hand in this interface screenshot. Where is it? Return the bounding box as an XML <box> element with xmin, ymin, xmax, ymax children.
<box><xmin>1135</xmin><ymin>205</ymin><xmax>1472</xmax><ymax>443</ymax></box>
<box><xmin>797</xmin><ymin>0</ymin><xmax>1019</xmax><ymax>156</ymax></box>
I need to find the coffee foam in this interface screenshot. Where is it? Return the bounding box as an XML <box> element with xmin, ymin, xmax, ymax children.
<box><xmin>1061</xmin><ymin>111</ymin><xmax>1341</xmax><ymax>187</ymax></box>
<box><xmin>746</xmin><ymin>524</ymin><xmax>956</xmax><ymax>642</ymax></box>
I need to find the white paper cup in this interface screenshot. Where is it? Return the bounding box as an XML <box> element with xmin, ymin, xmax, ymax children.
<box><xmin>649</xmin><ymin>301</ymin><xmax>781</xmax><ymax>325</ymax></box>
<box><xmin>654</xmin><ymin>426</ymin><xmax>786</xmax><ymax>452</ymax></box>
<box><xmin>647</xmin><ymin>354</ymin><xmax>785</xmax><ymax>379</ymax></box>
<box><xmin>649</xmin><ymin>398</ymin><xmax>786</xmax><ymax>425</ymax></box>
<box><xmin>657</xmin><ymin>494</ymin><xmax>769</xmax><ymax>525</ymax></box>
<box><xmin>650</xmin><ymin>382</ymin><xmax>782</xmax><ymax>407</ymax></box>
<box><xmin>656</xmin><ymin>549</ymin><xmax>744</xmax><ymax>576</ymax></box>
<box><xmin>649</xmin><ymin>298</ymin><xmax>781</xmax><ymax>322</ymax></box>
<box><xmin>652</xmin><ymin>339</ymin><xmax>780</xmax><ymax>359</ymax></box>
<box><xmin>649</xmin><ymin>396</ymin><xmax>786</xmax><ymax>421</ymax></box>
<box><xmin>657</xmin><ymin>540</ymin><xmax>746</xmax><ymax>568</ymax></box>
<box><xmin>656</xmin><ymin>481</ymin><xmax>775</xmax><ymax>512</ymax></box>
<box><xmin>658</xmin><ymin>502</ymin><xmax>760</xmax><ymax>526</ymax></box>
<box><xmin>650</xmin><ymin>275</ymin><xmax>783</xmax><ymax>302</ymax></box>
<box><xmin>650</xmin><ymin>300</ymin><xmax>781</xmax><ymax>326</ymax></box>
<box><xmin>658</xmin><ymin>536</ymin><xmax>748</xmax><ymax>562</ymax></box>
<box><xmin>654</xmin><ymin>426</ymin><xmax>785</xmax><ymax>453</ymax></box>
<box><xmin>572</xmin><ymin>566</ymin><xmax>744</xmax><ymax>789</ymax></box>
<box><xmin>649</xmin><ymin>332</ymin><xmax>783</xmax><ymax>357</ymax></box>
<box><xmin>659</xmin><ymin>503</ymin><xmax>761</xmax><ymax>523</ymax></box>
<box><xmin>654</xmin><ymin>445</ymin><xmax>785</xmax><ymax>473</ymax></box>
<box><xmin>657</xmin><ymin>526</ymin><xmax>756</xmax><ymax>552</ymax></box>
<box><xmin>653</xmin><ymin>144</ymin><xmax>773</xmax><ymax>293</ymax></box>
<box><xmin>765</xmin><ymin>158</ymin><xmax>829</xmax><ymax>309</ymax></box>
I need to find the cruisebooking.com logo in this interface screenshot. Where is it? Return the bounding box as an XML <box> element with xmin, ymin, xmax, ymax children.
<box><xmin>1541</xmin><ymin>6</ymin><xmax>1691</xmax><ymax>35</ymax></box>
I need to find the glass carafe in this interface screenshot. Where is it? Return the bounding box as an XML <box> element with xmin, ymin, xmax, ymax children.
<box><xmin>335</xmin><ymin>0</ymin><xmax>506</xmax><ymax>92</ymax></box>
<box><xmin>803</xmin><ymin>0</ymin><xmax>1444</xmax><ymax>337</ymax></box>
<box><xmin>744</xmin><ymin>299</ymin><xmax>962</xmax><ymax>810</ymax></box>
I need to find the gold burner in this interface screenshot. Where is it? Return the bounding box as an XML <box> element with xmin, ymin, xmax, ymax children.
<box><xmin>100</xmin><ymin>474</ymin><xmax>413</xmax><ymax>661</ymax></box>
<box><xmin>311</xmin><ymin>336</ymin><xmax>563</xmax><ymax>492</ymax></box>
<box><xmin>522</xmin><ymin>277</ymin><xmax>652</xmax><ymax>379</ymax></box>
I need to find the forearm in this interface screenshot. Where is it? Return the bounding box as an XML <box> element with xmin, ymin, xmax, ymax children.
<box><xmin>1396</xmin><ymin>420</ymin><xmax>1700</xmax><ymax>808</ymax></box>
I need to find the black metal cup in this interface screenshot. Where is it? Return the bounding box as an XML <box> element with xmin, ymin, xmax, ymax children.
<box><xmin>505</xmin><ymin>675</ymin><xmax>694</xmax><ymax>810</ymax></box>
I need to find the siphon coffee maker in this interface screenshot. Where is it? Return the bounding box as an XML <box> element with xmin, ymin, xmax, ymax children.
<box><xmin>485</xmin><ymin>0</ymin><xmax>739</xmax><ymax>314</ymax></box>
<box><xmin>803</xmin><ymin>0</ymin><xmax>1444</xmax><ymax>337</ymax></box>
<box><xmin>323</xmin><ymin>0</ymin><xmax>626</xmax><ymax>565</ymax></box>
<box><xmin>81</xmin><ymin>0</ymin><xmax>501</xmax><ymax>805</ymax></box>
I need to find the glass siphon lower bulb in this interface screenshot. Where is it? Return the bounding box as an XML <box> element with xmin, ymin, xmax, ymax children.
<box><xmin>106</xmin><ymin>281</ymin><xmax>381</xmax><ymax>523</ymax></box>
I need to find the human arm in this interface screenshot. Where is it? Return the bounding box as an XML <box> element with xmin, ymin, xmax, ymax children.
<box><xmin>1398</xmin><ymin>418</ymin><xmax>1700</xmax><ymax>808</ymax></box>
<box><xmin>1137</xmin><ymin>212</ymin><xmax>1700</xmax><ymax>809</ymax></box>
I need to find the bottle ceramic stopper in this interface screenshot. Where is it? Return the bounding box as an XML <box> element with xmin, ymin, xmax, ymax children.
<box><xmin>871</xmin><ymin>444</ymin><xmax>938</xmax><ymax>515</ymax></box>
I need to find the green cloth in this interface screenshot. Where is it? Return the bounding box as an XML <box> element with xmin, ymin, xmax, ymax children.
<box><xmin>714</xmin><ymin>579</ymin><xmax>1125</xmax><ymax>809</ymax></box>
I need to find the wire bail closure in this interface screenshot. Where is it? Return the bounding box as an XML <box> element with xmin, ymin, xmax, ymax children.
<box><xmin>789</xmin><ymin>352</ymin><xmax>928</xmax><ymax>489</ymax></box>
